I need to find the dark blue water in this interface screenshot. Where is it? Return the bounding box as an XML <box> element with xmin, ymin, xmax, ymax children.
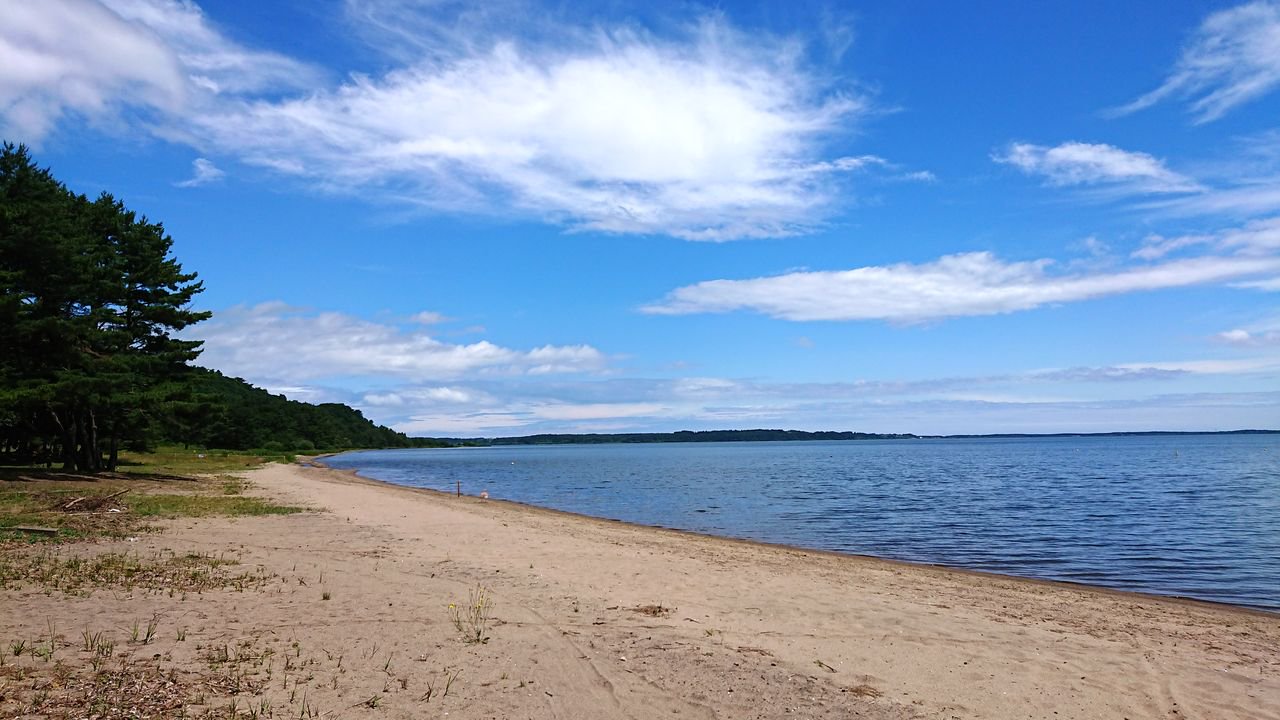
<box><xmin>325</xmin><ymin>435</ymin><xmax>1280</xmax><ymax>612</ymax></box>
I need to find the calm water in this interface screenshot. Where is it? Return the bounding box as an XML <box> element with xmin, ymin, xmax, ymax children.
<box><xmin>325</xmin><ymin>435</ymin><xmax>1280</xmax><ymax>612</ymax></box>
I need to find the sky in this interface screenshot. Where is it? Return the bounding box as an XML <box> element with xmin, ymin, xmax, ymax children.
<box><xmin>2</xmin><ymin>0</ymin><xmax>1279</xmax><ymax>436</ymax></box>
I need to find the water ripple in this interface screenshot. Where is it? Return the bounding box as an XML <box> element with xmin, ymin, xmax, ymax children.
<box><xmin>327</xmin><ymin>435</ymin><xmax>1280</xmax><ymax>612</ymax></box>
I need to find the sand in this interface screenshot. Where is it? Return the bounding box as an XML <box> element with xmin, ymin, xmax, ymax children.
<box><xmin>4</xmin><ymin>461</ymin><xmax>1277</xmax><ymax>719</ymax></box>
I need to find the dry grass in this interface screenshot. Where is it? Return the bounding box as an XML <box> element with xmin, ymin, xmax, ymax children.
<box><xmin>0</xmin><ymin>471</ymin><xmax>303</xmax><ymax>546</ymax></box>
<box><xmin>449</xmin><ymin>585</ymin><xmax>493</xmax><ymax>644</ymax></box>
<box><xmin>0</xmin><ymin>548</ymin><xmax>272</xmax><ymax>596</ymax></box>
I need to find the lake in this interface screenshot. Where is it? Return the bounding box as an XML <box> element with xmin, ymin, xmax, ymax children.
<box><xmin>324</xmin><ymin>434</ymin><xmax>1280</xmax><ymax>612</ymax></box>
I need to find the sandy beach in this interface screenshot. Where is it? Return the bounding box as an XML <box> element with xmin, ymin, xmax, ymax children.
<box><xmin>4</xmin><ymin>461</ymin><xmax>1277</xmax><ymax>719</ymax></box>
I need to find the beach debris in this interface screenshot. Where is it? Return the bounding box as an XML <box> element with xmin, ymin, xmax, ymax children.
<box><xmin>814</xmin><ymin>659</ymin><xmax>837</xmax><ymax>673</ymax></box>
<box><xmin>51</xmin><ymin>488</ymin><xmax>129</xmax><ymax>513</ymax></box>
<box><xmin>629</xmin><ymin>604</ymin><xmax>674</xmax><ymax>617</ymax></box>
<box><xmin>9</xmin><ymin>525</ymin><xmax>58</xmax><ymax>535</ymax></box>
<box><xmin>843</xmin><ymin>683</ymin><xmax>882</xmax><ymax>697</ymax></box>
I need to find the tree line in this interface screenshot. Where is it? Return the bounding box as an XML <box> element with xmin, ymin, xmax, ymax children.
<box><xmin>425</xmin><ymin>429</ymin><xmax>919</xmax><ymax>446</ymax></box>
<box><xmin>0</xmin><ymin>144</ymin><xmax>411</xmax><ymax>470</ymax></box>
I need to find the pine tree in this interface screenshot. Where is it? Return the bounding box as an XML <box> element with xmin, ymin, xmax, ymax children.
<box><xmin>0</xmin><ymin>143</ymin><xmax>210</xmax><ymax>471</ymax></box>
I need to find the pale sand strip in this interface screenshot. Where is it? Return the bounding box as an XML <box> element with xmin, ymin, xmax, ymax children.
<box><xmin>6</xmin><ymin>462</ymin><xmax>1277</xmax><ymax>719</ymax></box>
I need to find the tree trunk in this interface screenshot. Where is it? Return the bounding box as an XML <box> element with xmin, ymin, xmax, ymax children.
<box><xmin>107</xmin><ymin>432</ymin><xmax>119</xmax><ymax>471</ymax></box>
<box><xmin>79</xmin><ymin>409</ymin><xmax>101</xmax><ymax>473</ymax></box>
<box><xmin>50</xmin><ymin>408</ymin><xmax>77</xmax><ymax>471</ymax></box>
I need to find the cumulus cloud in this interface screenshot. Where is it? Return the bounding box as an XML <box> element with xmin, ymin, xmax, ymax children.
<box><xmin>994</xmin><ymin>142</ymin><xmax>1200</xmax><ymax>193</ymax></box>
<box><xmin>642</xmin><ymin>250</ymin><xmax>1280</xmax><ymax>322</ymax></box>
<box><xmin>1109</xmin><ymin>1</ymin><xmax>1280</xmax><ymax>123</ymax></box>
<box><xmin>1</xmin><ymin>1</ymin><xmax>881</xmax><ymax>240</ymax></box>
<box><xmin>1215</xmin><ymin>316</ymin><xmax>1280</xmax><ymax>345</ymax></box>
<box><xmin>174</xmin><ymin>157</ymin><xmax>223</xmax><ymax>187</ymax></box>
<box><xmin>186</xmin><ymin>21</ymin><xmax>869</xmax><ymax>240</ymax></box>
<box><xmin>187</xmin><ymin>302</ymin><xmax>607</xmax><ymax>382</ymax></box>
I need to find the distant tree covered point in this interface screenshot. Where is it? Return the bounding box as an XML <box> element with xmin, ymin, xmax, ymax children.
<box><xmin>417</xmin><ymin>429</ymin><xmax>919</xmax><ymax>446</ymax></box>
<box><xmin>409</xmin><ymin>428</ymin><xmax>1277</xmax><ymax>447</ymax></box>
<box><xmin>159</xmin><ymin>367</ymin><xmax>420</xmax><ymax>453</ymax></box>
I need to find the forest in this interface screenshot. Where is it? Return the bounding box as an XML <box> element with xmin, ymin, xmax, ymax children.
<box><xmin>0</xmin><ymin>144</ymin><xmax>415</xmax><ymax>470</ymax></box>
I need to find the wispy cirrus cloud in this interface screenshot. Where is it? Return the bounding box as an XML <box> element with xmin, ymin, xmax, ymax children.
<box><xmin>0</xmin><ymin>0</ymin><xmax>319</xmax><ymax>142</ymax></box>
<box><xmin>1133</xmin><ymin>216</ymin><xmax>1280</xmax><ymax>259</ymax></box>
<box><xmin>187</xmin><ymin>302</ymin><xmax>608</xmax><ymax>383</ymax></box>
<box><xmin>1235</xmin><ymin>275</ymin><xmax>1280</xmax><ymax>290</ymax></box>
<box><xmin>334</xmin><ymin>361</ymin><xmax>1280</xmax><ymax>435</ymax></box>
<box><xmin>101</xmin><ymin>0</ymin><xmax>321</xmax><ymax>97</ymax></box>
<box><xmin>642</xmin><ymin>249</ymin><xmax>1280</xmax><ymax>323</ymax></box>
<box><xmin>1108</xmin><ymin>1</ymin><xmax>1280</xmax><ymax>123</ymax></box>
<box><xmin>994</xmin><ymin>142</ymin><xmax>1201</xmax><ymax>193</ymax></box>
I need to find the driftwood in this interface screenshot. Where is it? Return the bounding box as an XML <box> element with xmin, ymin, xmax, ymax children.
<box><xmin>51</xmin><ymin>488</ymin><xmax>129</xmax><ymax>512</ymax></box>
<box><xmin>61</xmin><ymin>496</ymin><xmax>87</xmax><ymax>511</ymax></box>
<box><xmin>10</xmin><ymin>526</ymin><xmax>58</xmax><ymax>535</ymax></box>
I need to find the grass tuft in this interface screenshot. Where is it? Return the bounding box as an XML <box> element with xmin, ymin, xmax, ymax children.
<box><xmin>448</xmin><ymin>585</ymin><xmax>493</xmax><ymax>644</ymax></box>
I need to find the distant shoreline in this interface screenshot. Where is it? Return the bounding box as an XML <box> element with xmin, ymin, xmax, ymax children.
<box><xmin>411</xmin><ymin>427</ymin><xmax>1279</xmax><ymax>447</ymax></box>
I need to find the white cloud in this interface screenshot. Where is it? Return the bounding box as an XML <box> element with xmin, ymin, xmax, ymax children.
<box><xmin>1235</xmin><ymin>275</ymin><xmax>1280</xmax><ymax>290</ymax></box>
<box><xmin>1131</xmin><ymin>232</ymin><xmax>1212</xmax><ymax>260</ymax></box>
<box><xmin>174</xmin><ymin>156</ymin><xmax>223</xmax><ymax>187</ymax></box>
<box><xmin>409</xmin><ymin>311</ymin><xmax>450</xmax><ymax>325</ymax></box>
<box><xmin>1217</xmin><ymin>329</ymin><xmax>1265</xmax><ymax>345</ymax></box>
<box><xmin>0</xmin><ymin>0</ymin><xmax>184</xmax><ymax>141</ymax></box>
<box><xmin>3</xmin><ymin>1</ymin><xmax>880</xmax><ymax>240</ymax></box>
<box><xmin>185</xmin><ymin>21</ymin><xmax>868</xmax><ymax>240</ymax></box>
<box><xmin>1134</xmin><ymin>216</ymin><xmax>1280</xmax><ymax>259</ymax></box>
<box><xmin>1214</xmin><ymin>315</ymin><xmax>1280</xmax><ymax>345</ymax></box>
<box><xmin>0</xmin><ymin>0</ymin><xmax>319</xmax><ymax>143</ymax></box>
<box><xmin>994</xmin><ymin>142</ymin><xmax>1200</xmax><ymax>193</ymax></box>
<box><xmin>642</xmin><ymin>250</ymin><xmax>1280</xmax><ymax>322</ymax></box>
<box><xmin>527</xmin><ymin>402</ymin><xmax>666</xmax><ymax>420</ymax></box>
<box><xmin>187</xmin><ymin>302</ymin><xmax>607</xmax><ymax>382</ymax></box>
<box><xmin>1109</xmin><ymin>1</ymin><xmax>1280</xmax><ymax>123</ymax></box>
<box><xmin>1114</xmin><ymin>356</ymin><xmax>1280</xmax><ymax>374</ymax></box>
<box><xmin>363</xmin><ymin>386</ymin><xmax>484</xmax><ymax>406</ymax></box>
<box><xmin>368</xmin><ymin>361</ymin><xmax>1280</xmax><ymax>435</ymax></box>
<box><xmin>101</xmin><ymin>0</ymin><xmax>320</xmax><ymax>97</ymax></box>
<box><xmin>394</xmin><ymin>401</ymin><xmax>666</xmax><ymax>434</ymax></box>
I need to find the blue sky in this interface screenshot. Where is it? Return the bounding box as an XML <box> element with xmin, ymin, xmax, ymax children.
<box><xmin>3</xmin><ymin>0</ymin><xmax>1279</xmax><ymax>435</ymax></box>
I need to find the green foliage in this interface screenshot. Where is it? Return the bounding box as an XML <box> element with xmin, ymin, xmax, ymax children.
<box><xmin>0</xmin><ymin>143</ymin><xmax>208</xmax><ymax>471</ymax></box>
<box><xmin>156</xmin><ymin>367</ymin><xmax>411</xmax><ymax>452</ymax></box>
<box><xmin>419</xmin><ymin>429</ymin><xmax>918</xmax><ymax>446</ymax></box>
<box><xmin>124</xmin><ymin>493</ymin><xmax>302</xmax><ymax>518</ymax></box>
<box><xmin>0</xmin><ymin>144</ymin><xmax>410</xmax><ymax>464</ymax></box>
